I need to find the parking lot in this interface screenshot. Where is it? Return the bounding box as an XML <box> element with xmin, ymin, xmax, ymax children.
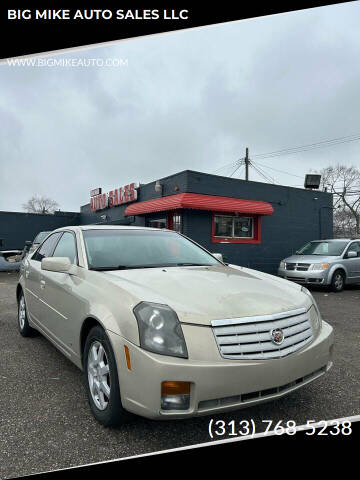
<box><xmin>0</xmin><ymin>270</ymin><xmax>359</xmax><ymax>478</ymax></box>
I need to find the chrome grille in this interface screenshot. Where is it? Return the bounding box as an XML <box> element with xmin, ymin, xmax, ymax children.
<box><xmin>211</xmin><ymin>307</ymin><xmax>314</xmax><ymax>360</ymax></box>
<box><xmin>285</xmin><ymin>263</ymin><xmax>310</xmax><ymax>271</ymax></box>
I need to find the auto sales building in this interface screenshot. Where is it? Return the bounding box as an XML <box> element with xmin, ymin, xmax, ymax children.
<box><xmin>1</xmin><ymin>170</ymin><xmax>333</xmax><ymax>275</ymax></box>
<box><xmin>79</xmin><ymin>170</ymin><xmax>333</xmax><ymax>274</ymax></box>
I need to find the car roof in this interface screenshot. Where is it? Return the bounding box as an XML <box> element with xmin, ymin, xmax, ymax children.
<box><xmin>312</xmin><ymin>238</ymin><xmax>358</xmax><ymax>242</ymax></box>
<box><xmin>50</xmin><ymin>225</ymin><xmax>169</xmax><ymax>233</ymax></box>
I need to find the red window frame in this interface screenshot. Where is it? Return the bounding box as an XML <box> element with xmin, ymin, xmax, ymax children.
<box><xmin>211</xmin><ymin>213</ymin><xmax>262</xmax><ymax>244</ymax></box>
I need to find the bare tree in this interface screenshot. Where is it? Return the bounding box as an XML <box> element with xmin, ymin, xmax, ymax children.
<box><xmin>333</xmin><ymin>207</ymin><xmax>357</xmax><ymax>238</ymax></box>
<box><xmin>320</xmin><ymin>164</ymin><xmax>360</xmax><ymax>236</ymax></box>
<box><xmin>22</xmin><ymin>195</ymin><xmax>59</xmax><ymax>214</ymax></box>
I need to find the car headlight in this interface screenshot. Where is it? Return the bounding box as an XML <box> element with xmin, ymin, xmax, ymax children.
<box><xmin>134</xmin><ymin>302</ymin><xmax>188</xmax><ymax>358</ymax></box>
<box><xmin>279</xmin><ymin>261</ymin><xmax>286</xmax><ymax>269</ymax></box>
<box><xmin>301</xmin><ymin>286</ymin><xmax>322</xmax><ymax>333</ymax></box>
<box><xmin>309</xmin><ymin>263</ymin><xmax>329</xmax><ymax>271</ymax></box>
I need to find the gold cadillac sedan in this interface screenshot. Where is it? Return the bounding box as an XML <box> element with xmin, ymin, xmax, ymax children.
<box><xmin>17</xmin><ymin>225</ymin><xmax>334</xmax><ymax>426</ymax></box>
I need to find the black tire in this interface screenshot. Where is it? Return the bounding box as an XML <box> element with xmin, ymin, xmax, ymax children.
<box><xmin>83</xmin><ymin>325</ymin><xmax>131</xmax><ymax>427</ymax></box>
<box><xmin>17</xmin><ymin>290</ymin><xmax>37</xmax><ymax>337</ymax></box>
<box><xmin>331</xmin><ymin>270</ymin><xmax>345</xmax><ymax>292</ymax></box>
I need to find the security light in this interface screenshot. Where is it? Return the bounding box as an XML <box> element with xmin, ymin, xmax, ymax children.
<box><xmin>155</xmin><ymin>180</ymin><xmax>163</xmax><ymax>194</ymax></box>
<box><xmin>304</xmin><ymin>174</ymin><xmax>321</xmax><ymax>189</ymax></box>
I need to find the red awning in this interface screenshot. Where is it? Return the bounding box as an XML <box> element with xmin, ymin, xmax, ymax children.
<box><xmin>125</xmin><ymin>193</ymin><xmax>274</xmax><ymax>216</ymax></box>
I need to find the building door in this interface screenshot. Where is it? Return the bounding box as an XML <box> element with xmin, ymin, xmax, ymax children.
<box><xmin>167</xmin><ymin>212</ymin><xmax>182</xmax><ymax>232</ymax></box>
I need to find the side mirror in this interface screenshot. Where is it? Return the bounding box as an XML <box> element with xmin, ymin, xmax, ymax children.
<box><xmin>25</xmin><ymin>241</ymin><xmax>32</xmax><ymax>247</ymax></box>
<box><xmin>347</xmin><ymin>251</ymin><xmax>357</xmax><ymax>259</ymax></box>
<box><xmin>41</xmin><ymin>257</ymin><xmax>71</xmax><ymax>273</ymax></box>
<box><xmin>212</xmin><ymin>253</ymin><xmax>224</xmax><ymax>262</ymax></box>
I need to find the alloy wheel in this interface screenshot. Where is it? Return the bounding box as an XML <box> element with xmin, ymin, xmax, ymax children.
<box><xmin>18</xmin><ymin>295</ymin><xmax>26</xmax><ymax>330</ymax></box>
<box><xmin>334</xmin><ymin>273</ymin><xmax>344</xmax><ymax>290</ymax></box>
<box><xmin>87</xmin><ymin>341</ymin><xmax>111</xmax><ymax>411</ymax></box>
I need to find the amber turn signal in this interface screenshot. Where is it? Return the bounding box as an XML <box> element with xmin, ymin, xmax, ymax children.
<box><xmin>161</xmin><ymin>381</ymin><xmax>190</xmax><ymax>396</ymax></box>
<box><xmin>124</xmin><ymin>345</ymin><xmax>132</xmax><ymax>370</ymax></box>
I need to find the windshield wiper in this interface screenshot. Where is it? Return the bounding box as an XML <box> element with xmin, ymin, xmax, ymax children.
<box><xmin>174</xmin><ymin>263</ymin><xmax>212</xmax><ymax>266</ymax></box>
<box><xmin>89</xmin><ymin>264</ymin><xmax>171</xmax><ymax>271</ymax></box>
<box><xmin>89</xmin><ymin>266</ymin><xmax>125</xmax><ymax>271</ymax></box>
<box><xmin>89</xmin><ymin>262</ymin><xmax>214</xmax><ymax>271</ymax></box>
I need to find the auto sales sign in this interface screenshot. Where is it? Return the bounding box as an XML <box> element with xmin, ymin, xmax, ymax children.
<box><xmin>90</xmin><ymin>183</ymin><xmax>139</xmax><ymax>211</ymax></box>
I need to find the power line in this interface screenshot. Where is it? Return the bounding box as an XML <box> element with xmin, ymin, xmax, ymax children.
<box><xmin>254</xmin><ymin>161</ymin><xmax>304</xmax><ymax>179</ymax></box>
<box><xmin>229</xmin><ymin>159</ymin><xmax>244</xmax><ymax>177</ymax></box>
<box><xmin>212</xmin><ymin>132</ymin><xmax>360</xmax><ymax>180</ymax></box>
<box><xmin>250</xmin><ymin>161</ymin><xmax>276</xmax><ymax>184</ymax></box>
<box><xmin>212</xmin><ymin>160</ymin><xmax>239</xmax><ymax>174</ymax></box>
<box><xmin>252</xmin><ymin>133</ymin><xmax>360</xmax><ymax>159</ymax></box>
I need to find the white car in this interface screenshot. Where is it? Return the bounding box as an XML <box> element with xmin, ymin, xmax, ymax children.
<box><xmin>17</xmin><ymin>225</ymin><xmax>334</xmax><ymax>426</ymax></box>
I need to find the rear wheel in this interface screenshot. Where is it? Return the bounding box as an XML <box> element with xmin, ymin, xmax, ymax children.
<box><xmin>84</xmin><ymin>325</ymin><xmax>130</xmax><ymax>427</ymax></box>
<box><xmin>17</xmin><ymin>291</ymin><xmax>37</xmax><ymax>337</ymax></box>
<box><xmin>331</xmin><ymin>270</ymin><xmax>345</xmax><ymax>292</ymax></box>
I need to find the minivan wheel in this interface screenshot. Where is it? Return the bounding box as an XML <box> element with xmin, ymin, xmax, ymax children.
<box><xmin>331</xmin><ymin>270</ymin><xmax>345</xmax><ymax>292</ymax></box>
<box><xmin>17</xmin><ymin>291</ymin><xmax>36</xmax><ymax>337</ymax></box>
<box><xmin>84</xmin><ymin>325</ymin><xmax>131</xmax><ymax>427</ymax></box>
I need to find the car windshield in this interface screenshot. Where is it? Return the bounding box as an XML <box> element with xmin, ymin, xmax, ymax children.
<box><xmin>33</xmin><ymin>231</ymin><xmax>50</xmax><ymax>244</ymax></box>
<box><xmin>82</xmin><ymin>229</ymin><xmax>220</xmax><ymax>270</ymax></box>
<box><xmin>296</xmin><ymin>240</ymin><xmax>348</xmax><ymax>256</ymax></box>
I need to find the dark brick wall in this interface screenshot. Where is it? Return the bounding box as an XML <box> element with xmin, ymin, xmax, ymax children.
<box><xmin>0</xmin><ymin>211</ymin><xmax>81</xmax><ymax>250</ymax></box>
<box><xmin>181</xmin><ymin>172</ymin><xmax>333</xmax><ymax>274</ymax></box>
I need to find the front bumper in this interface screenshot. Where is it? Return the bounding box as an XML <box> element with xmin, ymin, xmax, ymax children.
<box><xmin>107</xmin><ymin>320</ymin><xmax>334</xmax><ymax>420</ymax></box>
<box><xmin>278</xmin><ymin>267</ymin><xmax>330</xmax><ymax>285</ymax></box>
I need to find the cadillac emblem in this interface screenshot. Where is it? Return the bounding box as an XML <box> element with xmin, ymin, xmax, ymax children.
<box><xmin>270</xmin><ymin>328</ymin><xmax>284</xmax><ymax>345</ymax></box>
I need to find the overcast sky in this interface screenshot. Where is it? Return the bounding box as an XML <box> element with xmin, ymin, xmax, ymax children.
<box><xmin>1</xmin><ymin>2</ymin><xmax>360</xmax><ymax>212</ymax></box>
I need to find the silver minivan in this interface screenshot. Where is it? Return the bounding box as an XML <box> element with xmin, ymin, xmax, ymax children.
<box><xmin>278</xmin><ymin>238</ymin><xmax>360</xmax><ymax>292</ymax></box>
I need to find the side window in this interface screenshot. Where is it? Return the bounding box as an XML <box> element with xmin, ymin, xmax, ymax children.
<box><xmin>347</xmin><ymin>242</ymin><xmax>360</xmax><ymax>257</ymax></box>
<box><xmin>32</xmin><ymin>233</ymin><xmax>62</xmax><ymax>262</ymax></box>
<box><xmin>52</xmin><ymin>232</ymin><xmax>77</xmax><ymax>264</ymax></box>
<box><xmin>214</xmin><ymin>215</ymin><xmax>254</xmax><ymax>238</ymax></box>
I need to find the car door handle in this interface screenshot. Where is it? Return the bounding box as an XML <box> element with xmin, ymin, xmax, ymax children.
<box><xmin>40</xmin><ymin>280</ymin><xmax>46</xmax><ymax>289</ymax></box>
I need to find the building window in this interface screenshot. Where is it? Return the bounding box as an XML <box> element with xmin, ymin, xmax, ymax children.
<box><xmin>171</xmin><ymin>213</ymin><xmax>182</xmax><ymax>232</ymax></box>
<box><xmin>214</xmin><ymin>215</ymin><xmax>253</xmax><ymax>238</ymax></box>
<box><xmin>146</xmin><ymin>217</ymin><xmax>167</xmax><ymax>229</ymax></box>
<box><xmin>212</xmin><ymin>214</ymin><xmax>261</xmax><ymax>244</ymax></box>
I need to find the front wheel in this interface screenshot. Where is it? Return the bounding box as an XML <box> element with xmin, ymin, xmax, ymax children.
<box><xmin>331</xmin><ymin>270</ymin><xmax>345</xmax><ymax>292</ymax></box>
<box><xmin>83</xmin><ymin>325</ymin><xmax>131</xmax><ymax>427</ymax></box>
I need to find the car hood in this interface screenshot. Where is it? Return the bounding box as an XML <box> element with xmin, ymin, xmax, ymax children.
<box><xmin>103</xmin><ymin>264</ymin><xmax>310</xmax><ymax>325</ymax></box>
<box><xmin>283</xmin><ymin>254</ymin><xmax>338</xmax><ymax>263</ymax></box>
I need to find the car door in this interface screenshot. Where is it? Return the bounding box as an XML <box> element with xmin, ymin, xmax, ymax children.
<box><xmin>39</xmin><ymin>230</ymin><xmax>81</xmax><ymax>355</ymax></box>
<box><xmin>344</xmin><ymin>241</ymin><xmax>360</xmax><ymax>281</ymax></box>
<box><xmin>24</xmin><ymin>232</ymin><xmax>62</xmax><ymax>325</ymax></box>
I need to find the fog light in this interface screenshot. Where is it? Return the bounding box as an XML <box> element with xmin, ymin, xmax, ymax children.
<box><xmin>161</xmin><ymin>381</ymin><xmax>190</xmax><ymax>411</ymax></box>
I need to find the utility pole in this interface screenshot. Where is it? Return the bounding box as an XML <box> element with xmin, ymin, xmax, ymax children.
<box><xmin>245</xmin><ymin>147</ymin><xmax>249</xmax><ymax>181</ymax></box>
